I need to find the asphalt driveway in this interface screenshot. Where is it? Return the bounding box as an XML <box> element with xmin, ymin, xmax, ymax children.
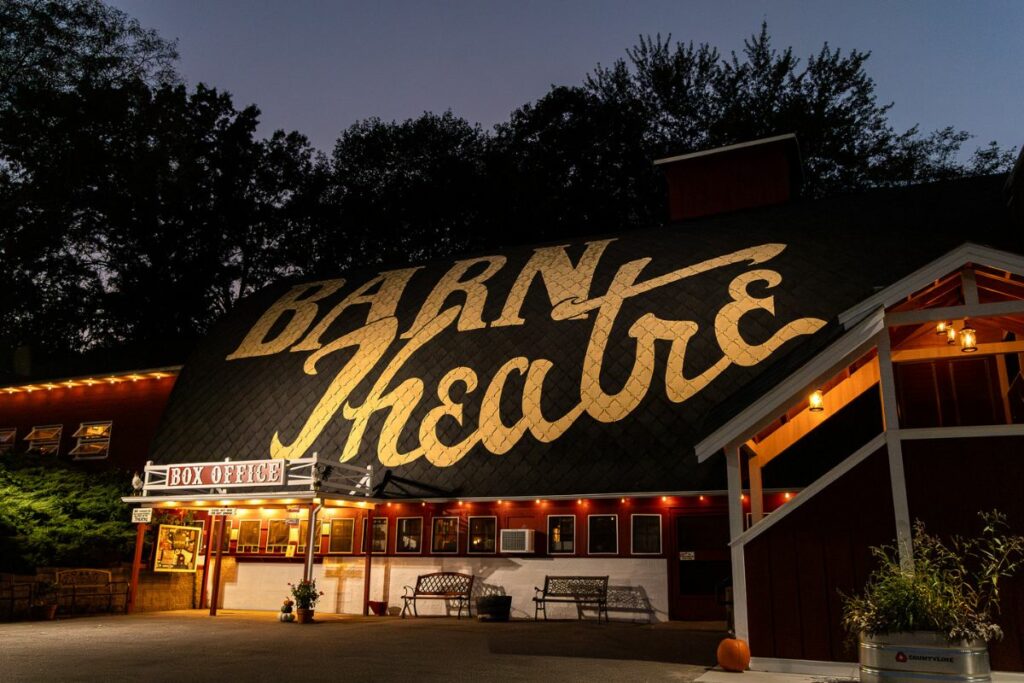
<box><xmin>0</xmin><ymin>611</ymin><xmax>722</xmax><ymax>682</ymax></box>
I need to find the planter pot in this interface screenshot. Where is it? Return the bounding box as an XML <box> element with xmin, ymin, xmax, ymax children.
<box><xmin>859</xmin><ymin>632</ymin><xmax>990</xmax><ymax>682</ymax></box>
<box><xmin>29</xmin><ymin>604</ymin><xmax>58</xmax><ymax>621</ymax></box>
<box><xmin>368</xmin><ymin>601</ymin><xmax>388</xmax><ymax>616</ymax></box>
<box><xmin>476</xmin><ymin>595</ymin><xmax>511</xmax><ymax>622</ymax></box>
<box><xmin>295</xmin><ymin>608</ymin><xmax>315</xmax><ymax>624</ymax></box>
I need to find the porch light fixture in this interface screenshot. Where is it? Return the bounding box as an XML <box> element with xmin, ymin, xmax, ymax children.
<box><xmin>808</xmin><ymin>390</ymin><xmax>824</xmax><ymax>412</ymax></box>
<box><xmin>946</xmin><ymin>325</ymin><xmax>958</xmax><ymax>344</ymax></box>
<box><xmin>959</xmin><ymin>322</ymin><xmax>977</xmax><ymax>353</ymax></box>
<box><xmin>935</xmin><ymin>320</ymin><xmax>952</xmax><ymax>336</ymax></box>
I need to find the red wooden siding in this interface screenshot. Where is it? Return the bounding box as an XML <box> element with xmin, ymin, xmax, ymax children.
<box><xmin>744</xmin><ymin>447</ymin><xmax>894</xmax><ymax>661</ymax></box>
<box><xmin>902</xmin><ymin>437</ymin><xmax>1024</xmax><ymax>672</ymax></box>
<box><xmin>0</xmin><ymin>377</ymin><xmax>176</xmax><ymax>470</ymax></box>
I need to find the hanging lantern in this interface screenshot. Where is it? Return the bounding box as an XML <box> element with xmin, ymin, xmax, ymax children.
<box><xmin>808</xmin><ymin>390</ymin><xmax>825</xmax><ymax>412</ymax></box>
<box><xmin>946</xmin><ymin>325</ymin><xmax>958</xmax><ymax>345</ymax></box>
<box><xmin>935</xmin><ymin>320</ymin><xmax>952</xmax><ymax>336</ymax></box>
<box><xmin>959</xmin><ymin>323</ymin><xmax>977</xmax><ymax>353</ymax></box>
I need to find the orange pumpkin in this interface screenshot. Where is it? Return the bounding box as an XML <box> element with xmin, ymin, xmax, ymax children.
<box><xmin>716</xmin><ymin>637</ymin><xmax>751</xmax><ymax>672</ymax></box>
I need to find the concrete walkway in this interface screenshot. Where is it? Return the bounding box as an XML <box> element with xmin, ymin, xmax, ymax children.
<box><xmin>0</xmin><ymin>610</ymin><xmax>724</xmax><ymax>682</ymax></box>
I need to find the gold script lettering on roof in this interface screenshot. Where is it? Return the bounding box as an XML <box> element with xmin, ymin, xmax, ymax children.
<box><xmin>227</xmin><ymin>241</ymin><xmax>826</xmax><ymax>467</ymax></box>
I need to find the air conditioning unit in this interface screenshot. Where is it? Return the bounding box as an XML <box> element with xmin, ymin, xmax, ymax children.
<box><xmin>499</xmin><ymin>528</ymin><xmax>535</xmax><ymax>553</ymax></box>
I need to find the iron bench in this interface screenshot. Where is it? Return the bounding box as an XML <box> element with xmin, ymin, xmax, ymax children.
<box><xmin>533</xmin><ymin>575</ymin><xmax>609</xmax><ymax>622</ymax></box>
<box><xmin>401</xmin><ymin>572</ymin><xmax>474</xmax><ymax>619</ymax></box>
<box><xmin>56</xmin><ymin>569</ymin><xmax>129</xmax><ymax>615</ymax></box>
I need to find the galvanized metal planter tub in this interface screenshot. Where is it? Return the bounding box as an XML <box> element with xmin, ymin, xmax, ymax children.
<box><xmin>860</xmin><ymin>632</ymin><xmax>990</xmax><ymax>682</ymax></box>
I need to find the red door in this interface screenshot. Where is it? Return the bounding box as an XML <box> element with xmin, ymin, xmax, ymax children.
<box><xmin>668</xmin><ymin>509</ymin><xmax>731</xmax><ymax>621</ymax></box>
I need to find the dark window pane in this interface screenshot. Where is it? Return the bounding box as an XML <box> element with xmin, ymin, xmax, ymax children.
<box><xmin>588</xmin><ymin>515</ymin><xmax>617</xmax><ymax>554</ymax></box>
<box><xmin>548</xmin><ymin>516</ymin><xmax>575</xmax><ymax>554</ymax></box>
<box><xmin>361</xmin><ymin>517</ymin><xmax>387</xmax><ymax>553</ymax></box>
<box><xmin>397</xmin><ymin>518</ymin><xmax>422</xmax><ymax>553</ymax></box>
<box><xmin>631</xmin><ymin>515</ymin><xmax>661</xmax><ymax>554</ymax></box>
<box><xmin>468</xmin><ymin>517</ymin><xmax>496</xmax><ymax>553</ymax></box>
<box><xmin>330</xmin><ymin>518</ymin><xmax>355</xmax><ymax>553</ymax></box>
<box><xmin>432</xmin><ymin>517</ymin><xmax>458</xmax><ymax>553</ymax></box>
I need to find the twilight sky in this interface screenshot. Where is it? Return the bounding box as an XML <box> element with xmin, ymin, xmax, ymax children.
<box><xmin>110</xmin><ymin>0</ymin><xmax>1023</xmax><ymax>155</ymax></box>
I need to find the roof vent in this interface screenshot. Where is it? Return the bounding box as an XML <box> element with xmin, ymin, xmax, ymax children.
<box><xmin>654</xmin><ymin>134</ymin><xmax>802</xmax><ymax>222</ymax></box>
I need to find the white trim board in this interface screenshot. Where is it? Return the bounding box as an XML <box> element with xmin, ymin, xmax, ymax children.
<box><xmin>748</xmin><ymin>657</ymin><xmax>859</xmax><ymax>678</ymax></box>
<box><xmin>695</xmin><ymin>307</ymin><xmax>884</xmax><ymax>462</ymax></box>
<box><xmin>729</xmin><ymin>433</ymin><xmax>886</xmax><ymax>549</ymax></box>
<box><xmin>653</xmin><ymin>133</ymin><xmax>797</xmax><ymax>166</ymax></box>
<box><xmin>898</xmin><ymin>424</ymin><xmax>1024</xmax><ymax>440</ymax></box>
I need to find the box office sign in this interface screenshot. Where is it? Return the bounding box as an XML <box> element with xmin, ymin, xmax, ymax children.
<box><xmin>154</xmin><ymin>524</ymin><xmax>202</xmax><ymax>573</ymax></box>
<box><xmin>154</xmin><ymin>459</ymin><xmax>286</xmax><ymax>490</ymax></box>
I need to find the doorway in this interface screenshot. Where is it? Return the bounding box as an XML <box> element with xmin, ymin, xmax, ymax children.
<box><xmin>668</xmin><ymin>509</ymin><xmax>731</xmax><ymax>621</ymax></box>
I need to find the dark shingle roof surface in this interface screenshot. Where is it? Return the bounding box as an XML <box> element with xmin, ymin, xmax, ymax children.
<box><xmin>149</xmin><ymin>175</ymin><xmax>1019</xmax><ymax>497</ymax></box>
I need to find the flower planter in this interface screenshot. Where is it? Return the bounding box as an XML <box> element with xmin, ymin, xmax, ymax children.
<box><xmin>368</xmin><ymin>600</ymin><xmax>388</xmax><ymax>616</ymax></box>
<box><xmin>476</xmin><ymin>595</ymin><xmax>511</xmax><ymax>622</ymax></box>
<box><xmin>295</xmin><ymin>608</ymin><xmax>315</xmax><ymax>624</ymax></box>
<box><xmin>859</xmin><ymin>632</ymin><xmax>990</xmax><ymax>682</ymax></box>
<box><xmin>29</xmin><ymin>604</ymin><xmax>58</xmax><ymax>621</ymax></box>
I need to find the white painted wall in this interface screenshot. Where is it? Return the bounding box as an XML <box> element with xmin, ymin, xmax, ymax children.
<box><xmin>217</xmin><ymin>557</ymin><xmax>670</xmax><ymax>622</ymax></box>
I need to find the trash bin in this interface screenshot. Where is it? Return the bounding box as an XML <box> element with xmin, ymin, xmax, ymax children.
<box><xmin>476</xmin><ymin>595</ymin><xmax>512</xmax><ymax>621</ymax></box>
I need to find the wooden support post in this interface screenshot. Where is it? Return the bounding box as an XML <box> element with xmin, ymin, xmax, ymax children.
<box><xmin>725</xmin><ymin>445</ymin><xmax>749</xmax><ymax>641</ymax></box>
<box><xmin>362</xmin><ymin>506</ymin><xmax>374</xmax><ymax>616</ymax></box>
<box><xmin>303</xmin><ymin>503</ymin><xmax>320</xmax><ymax>582</ymax></box>
<box><xmin>749</xmin><ymin>457</ymin><xmax>764</xmax><ymax>524</ymax></box>
<box><xmin>877</xmin><ymin>328</ymin><xmax>914</xmax><ymax>572</ymax></box>
<box><xmin>127</xmin><ymin>522</ymin><xmax>148</xmax><ymax>613</ymax></box>
<box><xmin>209</xmin><ymin>515</ymin><xmax>226</xmax><ymax>616</ymax></box>
<box><xmin>198</xmin><ymin>516</ymin><xmax>215</xmax><ymax>609</ymax></box>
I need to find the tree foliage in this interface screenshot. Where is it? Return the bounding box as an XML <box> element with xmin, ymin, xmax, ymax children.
<box><xmin>0</xmin><ymin>453</ymin><xmax>135</xmax><ymax>573</ymax></box>
<box><xmin>0</xmin><ymin>2</ymin><xmax>1017</xmax><ymax>370</ymax></box>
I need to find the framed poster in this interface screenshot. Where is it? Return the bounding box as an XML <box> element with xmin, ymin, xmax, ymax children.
<box><xmin>237</xmin><ymin>519</ymin><xmax>262</xmax><ymax>553</ymax></box>
<box><xmin>154</xmin><ymin>524</ymin><xmax>202</xmax><ymax>573</ymax></box>
<box><xmin>267</xmin><ymin>519</ymin><xmax>289</xmax><ymax>553</ymax></box>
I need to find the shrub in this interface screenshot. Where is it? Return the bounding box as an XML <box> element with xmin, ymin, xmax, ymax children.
<box><xmin>842</xmin><ymin>511</ymin><xmax>1024</xmax><ymax>642</ymax></box>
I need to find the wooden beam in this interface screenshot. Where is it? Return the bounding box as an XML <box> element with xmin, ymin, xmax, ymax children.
<box><xmin>962</xmin><ymin>269</ymin><xmax>979</xmax><ymax>305</ymax></box>
<box><xmin>886</xmin><ymin>299</ymin><xmax>1024</xmax><ymax>327</ymax></box>
<box><xmin>877</xmin><ymin>330</ymin><xmax>914</xmax><ymax>573</ymax></box>
<box><xmin>725</xmin><ymin>444</ymin><xmax>748</xmax><ymax>641</ymax></box>
<box><xmin>891</xmin><ymin>340</ymin><xmax>1024</xmax><ymax>362</ymax></box>
<box><xmin>749</xmin><ymin>360</ymin><xmax>880</xmax><ymax>468</ymax></box>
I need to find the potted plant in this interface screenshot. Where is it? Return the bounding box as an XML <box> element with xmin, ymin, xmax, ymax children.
<box><xmin>30</xmin><ymin>580</ymin><xmax>59</xmax><ymax>621</ymax></box>
<box><xmin>288</xmin><ymin>579</ymin><xmax>324</xmax><ymax>623</ymax></box>
<box><xmin>842</xmin><ymin>511</ymin><xmax>1024</xmax><ymax>682</ymax></box>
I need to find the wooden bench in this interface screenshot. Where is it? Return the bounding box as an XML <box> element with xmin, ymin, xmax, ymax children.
<box><xmin>401</xmin><ymin>572</ymin><xmax>474</xmax><ymax>619</ymax></box>
<box><xmin>56</xmin><ymin>569</ymin><xmax>129</xmax><ymax>615</ymax></box>
<box><xmin>533</xmin><ymin>575</ymin><xmax>609</xmax><ymax>622</ymax></box>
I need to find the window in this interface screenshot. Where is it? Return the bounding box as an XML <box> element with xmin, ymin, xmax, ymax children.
<box><xmin>0</xmin><ymin>428</ymin><xmax>15</xmax><ymax>453</ymax></box>
<box><xmin>237</xmin><ymin>520</ymin><xmax>262</xmax><ymax>553</ymax></box>
<box><xmin>547</xmin><ymin>515</ymin><xmax>575</xmax><ymax>554</ymax></box>
<box><xmin>588</xmin><ymin>515</ymin><xmax>618</xmax><ymax>554</ymax></box>
<box><xmin>431</xmin><ymin>517</ymin><xmax>458</xmax><ymax>554</ymax></box>
<box><xmin>70</xmin><ymin>421</ymin><xmax>112</xmax><ymax>460</ymax></box>
<box><xmin>631</xmin><ymin>514</ymin><xmax>662</xmax><ymax>555</ymax></box>
<box><xmin>361</xmin><ymin>517</ymin><xmax>388</xmax><ymax>553</ymax></box>
<box><xmin>24</xmin><ymin>424</ymin><xmax>62</xmax><ymax>455</ymax></box>
<box><xmin>468</xmin><ymin>517</ymin><xmax>497</xmax><ymax>554</ymax></box>
<box><xmin>266</xmin><ymin>519</ymin><xmax>290</xmax><ymax>553</ymax></box>
<box><xmin>396</xmin><ymin>518</ymin><xmax>422</xmax><ymax>554</ymax></box>
<box><xmin>329</xmin><ymin>518</ymin><xmax>355</xmax><ymax>554</ymax></box>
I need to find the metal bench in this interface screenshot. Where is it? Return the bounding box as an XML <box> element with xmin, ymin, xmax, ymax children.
<box><xmin>56</xmin><ymin>569</ymin><xmax>129</xmax><ymax>615</ymax></box>
<box><xmin>0</xmin><ymin>583</ymin><xmax>32</xmax><ymax>620</ymax></box>
<box><xmin>533</xmin><ymin>575</ymin><xmax>609</xmax><ymax>622</ymax></box>
<box><xmin>401</xmin><ymin>572</ymin><xmax>474</xmax><ymax>619</ymax></box>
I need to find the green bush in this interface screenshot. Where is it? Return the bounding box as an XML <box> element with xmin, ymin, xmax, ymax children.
<box><xmin>0</xmin><ymin>453</ymin><xmax>135</xmax><ymax>572</ymax></box>
<box><xmin>842</xmin><ymin>511</ymin><xmax>1024</xmax><ymax>642</ymax></box>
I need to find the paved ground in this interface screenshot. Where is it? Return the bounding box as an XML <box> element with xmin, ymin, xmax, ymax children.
<box><xmin>0</xmin><ymin>610</ymin><xmax>723</xmax><ymax>682</ymax></box>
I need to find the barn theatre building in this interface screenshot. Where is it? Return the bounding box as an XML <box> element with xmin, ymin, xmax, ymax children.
<box><xmin>127</xmin><ymin>137</ymin><xmax>1024</xmax><ymax>674</ymax></box>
